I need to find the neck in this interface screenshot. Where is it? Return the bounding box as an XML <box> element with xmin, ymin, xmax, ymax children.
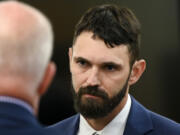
<box><xmin>0</xmin><ymin>77</ymin><xmax>39</xmax><ymax>115</ymax></box>
<box><xmin>85</xmin><ymin>93</ymin><xmax>128</xmax><ymax>130</ymax></box>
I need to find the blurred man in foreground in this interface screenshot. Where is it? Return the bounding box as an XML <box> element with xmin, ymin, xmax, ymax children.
<box><xmin>49</xmin><ymin>4</ymin><xmax>180</xmax><ymax>135</ymax></box>
<box><xmin>0</xmin><ymin>1</ymin><xmax>58</xmax><ymax>135</ymax></box>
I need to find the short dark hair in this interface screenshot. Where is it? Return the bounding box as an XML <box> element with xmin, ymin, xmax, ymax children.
<box><xmin>73</xmin><ymin>4</ymin><xmax>141</xmax><ymax>65</ymax></box>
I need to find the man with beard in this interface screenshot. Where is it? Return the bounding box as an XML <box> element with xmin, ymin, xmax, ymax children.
<box><xmin>49</xmin><ymin>4</ymin><xmax>180</xmax><ymax>135</ymax></box>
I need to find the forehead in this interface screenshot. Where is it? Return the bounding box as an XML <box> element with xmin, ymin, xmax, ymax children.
<box><xmin>73</xmin><ymin>32</ymin><xmax>130</xmax><ymax>65</ymax></box>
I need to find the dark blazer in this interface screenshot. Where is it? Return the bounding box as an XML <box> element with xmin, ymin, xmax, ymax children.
<box><xmin>0</xmin><ymin>102</ymin><xmax>58</xmax><ymax>135</ymax></box>
<box><xmin>49</xmin><ymin>96</ymin><xmax>180</xmax><ymax>135</ymax></box>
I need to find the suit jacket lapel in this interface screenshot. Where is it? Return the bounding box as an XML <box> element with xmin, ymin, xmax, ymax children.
<box><xmin>67</xmin><ymin>114</ymin><xmax>80</xmax><ymax>135</ymax></box>
<box><xmin>57</xmin><ymin>114</ymin><xmax>80</xmax><ymax>135</ymax></box>
<box><xmin>123</xmin><ymin>96</ymin><xmax>154</xmax><ymax>135</ymax></box>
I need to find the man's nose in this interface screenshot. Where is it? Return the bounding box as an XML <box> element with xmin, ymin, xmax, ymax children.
<box><xmin>86</xmin><ymin>67</ymin><xmax>101</xmax><ymax>86</ymax></box>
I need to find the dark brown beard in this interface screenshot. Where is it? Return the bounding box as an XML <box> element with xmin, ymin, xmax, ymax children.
<box><xmin>72</xmin><ymin>79</ymin><xmax>128</xmax><ymax>119</ymax></box>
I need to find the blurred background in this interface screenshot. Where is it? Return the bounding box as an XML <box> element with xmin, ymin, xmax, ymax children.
<box><xmin>5</xmin><ymin>0</ymin><xmax>180</xmax><ymax>125</ymax></box>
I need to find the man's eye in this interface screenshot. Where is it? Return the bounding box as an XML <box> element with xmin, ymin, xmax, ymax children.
<box><xmin>104</xmin><ymin>65</ymin><xmax>117</xmax><ymax>71</ymax></box>
<box><xmin>77</xmin><ymin>60</ymin><xmax>87</xmax><ymax>66</ymax></box>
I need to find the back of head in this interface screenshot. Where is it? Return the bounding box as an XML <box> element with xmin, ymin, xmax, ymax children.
<box><xmin>0</xmin><ymin>1</ymin><xmax>53</xmax><ymax>89</ymax></box>
<box><xmin>73</xmin><ymin>4</ymin><xmax>141</xmax><ymax>65</ymax></box>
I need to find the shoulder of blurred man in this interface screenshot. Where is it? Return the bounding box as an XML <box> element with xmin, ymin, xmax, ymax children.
<box><xmin>0</xmin><ymin>102</ymin><xmax>58</xmax><ymax>135</ymax></box>
<box><xmin>48</xmin><ymin>95</ymin><xmax>180</xmax><ymax>135</ymax></box>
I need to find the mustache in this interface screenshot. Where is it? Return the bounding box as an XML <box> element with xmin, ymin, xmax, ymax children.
<box><xmin>77</xmin><ymin>86</ymin><xmax>109</xmax><ymax>100</ymax></box>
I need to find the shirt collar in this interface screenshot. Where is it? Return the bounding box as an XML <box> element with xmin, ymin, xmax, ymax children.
<box><xmin>0</xmin><ymin>96</ymin><xmax>34</xmax><ymax>114</ymax></box>
<box><xmin>78</xmin><ymin>94</ymin><xmax>131</xmax><ymax>135</ymax></box>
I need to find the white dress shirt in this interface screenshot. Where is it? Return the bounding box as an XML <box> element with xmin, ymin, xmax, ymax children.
<box><xmin>77</xmin><ymin>94</ymin><xmax>131</xmax><ymax>135</ymax></box>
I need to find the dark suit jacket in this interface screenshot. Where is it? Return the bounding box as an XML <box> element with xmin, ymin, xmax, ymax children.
<box><xmin>49</xmin><ymin>96</ymin><xmax>180</xmax><ymax>135</ymax></box>
<box><xmin>0</xmin><ymin>102</ymin><xmax>58</xmax><ymax>135</ymax></box>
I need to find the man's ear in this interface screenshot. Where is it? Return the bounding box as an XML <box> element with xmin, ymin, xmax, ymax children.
<box><xmin>37</xmin><ymin>62</ymin><xmax>56</xmax><ymax>95</ymax></box>
<box><xmin>68</xmin><ymin>48</ymin><xmax>73</xmax><ymax>73</ymax></box>
<box><xmin>128</xmin><ymin>59</ymin><xmax>146</xmax><ymax>85</ymax></box>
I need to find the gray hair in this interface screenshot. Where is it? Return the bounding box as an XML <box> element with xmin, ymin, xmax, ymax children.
<box><xmin>0</xmin><ymin>1</ymin><xmax>53</xmax><ymax>88</ymax></box>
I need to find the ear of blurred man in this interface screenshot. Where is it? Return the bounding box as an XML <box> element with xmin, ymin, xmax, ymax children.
<box><xmin>37</xmin><ymin>62</ymin><xmax>56</xmax><ymax>96</ymax></box>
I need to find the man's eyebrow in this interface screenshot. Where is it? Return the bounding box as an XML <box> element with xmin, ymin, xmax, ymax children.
<box><xmin>73</xmin><ymin>56</ymin><xmax>91</xmax><ymax>64</ymax></box>
<box><xmin>101</xmin><ymin>62</ymin><xmax>122</xmax><ymax>67</ymax></box>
